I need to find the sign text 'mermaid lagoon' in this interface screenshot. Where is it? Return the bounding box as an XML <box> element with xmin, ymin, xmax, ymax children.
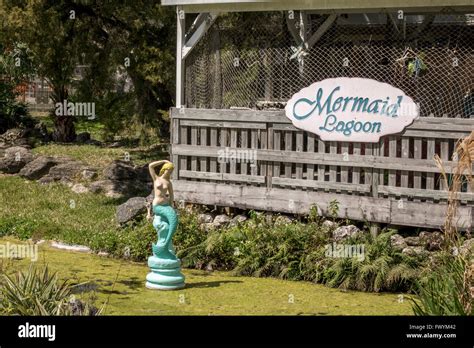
<box><xmin>293</xmin><ymin>86</ymin><xmax>403</xmax><ymax>136</ymax></box>
<box><xmin>285</xmin><ymin>77</ymin><xmax>419</xmax><ymax>143</ymax></box>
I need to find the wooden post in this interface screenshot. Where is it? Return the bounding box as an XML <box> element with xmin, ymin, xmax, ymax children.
<box><xmin>370</xmin><ymin>139</ymin><xmax>381</xmax><ymax>237</ymax></box>
<box><xmin>176</xmin><ymin>6</ymin><xmax>185</xmax><ymax>108</ymax></box>
<box><xmin>171</xmin><ymin>118</ymin><xmax>180</xmax><ymax>180</ymax></box>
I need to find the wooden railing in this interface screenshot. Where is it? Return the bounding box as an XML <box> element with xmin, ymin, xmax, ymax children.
<box><xmin>170</xmin><ymin>107</ymin><xmax>474</xmax><ymax>230</ymax></box>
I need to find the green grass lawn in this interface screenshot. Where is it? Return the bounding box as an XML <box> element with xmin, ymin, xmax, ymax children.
<box><xmin>0</xmin><ymin>175</ymin><xmax>120</xmax><ymax>243</ymax></box>
<box><xmin>30</xmin><ymin>114</ymin><xmax>168</xmax><ymax>168</ymax></box>
<box><xmin>0</xmin><ymin>238</ymin><xmax>413</xmax><ymax>315</ymax></box>
<box><xmin>0</xmin><ymin>176</ymin><xmax>414</xmax><ymax>315</ymax></box>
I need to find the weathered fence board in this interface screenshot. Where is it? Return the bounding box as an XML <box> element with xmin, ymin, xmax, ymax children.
<box><xmin>173</xmin><ymin>181</ymin><xmax>473</xmax><ymax>231</ymax></box>
<box><xmin>170</xmin><ymin>108</ymin><xmax>474</xmax><ymax>230</ymax></box>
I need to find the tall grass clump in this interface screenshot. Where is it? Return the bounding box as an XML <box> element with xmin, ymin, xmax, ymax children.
<box><xmin>411</xmin><ymin>255</ymin><xmax>472</xmax><ymax>315</ymax></box>
<box><xmin>411</xmin><ymin>131</ymin><xmax>473</xmax><ymax>315</ymax></box>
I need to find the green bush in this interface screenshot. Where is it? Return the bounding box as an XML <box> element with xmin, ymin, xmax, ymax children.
<box><xmin>176</xmin><ymin>213</ymin><xmax>428</xmax><ymax>293</ymax></box>
<box><xmin>0</xmin><ymin>43</ymin><xmax>36</xmax><ymax>133</ymax></box>
<box><xmin>316</xmin><ymin>232</ymin><xmax>425</xmax><ymax>292</ymax></box>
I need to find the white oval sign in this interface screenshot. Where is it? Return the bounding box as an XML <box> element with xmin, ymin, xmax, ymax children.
<box><xmin>285</xmin><ymin>77</ymin><xmax>419</xmax><ymax>142</ymax></box>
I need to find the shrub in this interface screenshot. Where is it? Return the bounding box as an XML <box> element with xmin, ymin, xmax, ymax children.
<box><xmin>317</xmin><ymin>232</ymin><xmax>426</xmax><ymax>292</ymax></box>
<box><xmin>176</xmin><ymin>213</ymin><xmax>428</xmax><ymax>293</ymax></box>
<box><xmin>0</xmin><ymin>265</ymin><xmax>101</xmax><ymax>316</ymax></box>
<box><xmin>0</xmin><ymin>43</ymin><xmax>36</xmax><ymax>133</ymax></box>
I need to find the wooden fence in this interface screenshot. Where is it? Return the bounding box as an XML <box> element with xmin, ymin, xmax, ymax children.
<box><xmin>170</xmin><ymin>107</ymin><xmax>473</xmax><ymax>231</ymax></box>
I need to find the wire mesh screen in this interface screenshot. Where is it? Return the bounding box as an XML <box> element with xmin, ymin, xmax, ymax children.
<box><xmin>185</xmin><ymin>12</ymin><xmax>474</xmax><ymax>118</ymax></box>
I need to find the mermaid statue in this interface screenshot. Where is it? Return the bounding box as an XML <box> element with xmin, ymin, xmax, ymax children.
<box><xmin>145</xmin><ymin>160</ymin><xmax>185</xmax><ymax>290</ymax></box>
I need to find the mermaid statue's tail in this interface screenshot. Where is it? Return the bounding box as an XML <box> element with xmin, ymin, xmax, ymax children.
<box><xmin>152</xmin><ymin>204</ymin><xmax>178</xmax><ymax>258</ymax></box>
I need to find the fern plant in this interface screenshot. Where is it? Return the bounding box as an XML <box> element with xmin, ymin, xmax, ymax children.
<box><xmin>316</xmin><ymin>231</ymin><xmax>426</xmax><ymax>292</ymax></box>
<box><xmin>176</xmin><ymin>211</ymin><xmax>429</xmax><ymax>293</ymax></box>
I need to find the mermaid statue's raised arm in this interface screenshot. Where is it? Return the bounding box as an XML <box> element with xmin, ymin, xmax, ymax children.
<box><xmin>145</xmin><ymin>160</ymin><xmax>185</xmax><ymax>290</ymax></box>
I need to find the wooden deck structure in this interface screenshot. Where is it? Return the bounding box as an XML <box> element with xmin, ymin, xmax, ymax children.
<box><xmin>164</xmin><ymin>0</ymin><xmax>474</xmax><ymax>231</ymax></box>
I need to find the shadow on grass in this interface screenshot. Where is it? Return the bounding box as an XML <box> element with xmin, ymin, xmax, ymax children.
<box><xmin>117</xmin><ymin>278</ymin><xmax>143</xmax><ymax>290</ymax></box>
<box><xmin>185</xmin><ymin>280</ymin><xmax>243</xmax><ymax>289</ymax></box>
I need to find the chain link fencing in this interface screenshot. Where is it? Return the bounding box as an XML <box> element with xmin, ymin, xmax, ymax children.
<box><xmin>185</xmin><ymin>11</ymin><xmax>473</xmax><ymax>118</ymax></box>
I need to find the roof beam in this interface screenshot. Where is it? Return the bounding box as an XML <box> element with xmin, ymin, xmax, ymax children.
<box><xmin>182</xmin><ymin>12</ymin><xmax>219</xmax><ymax>59</ymax></box>
<box><xmin>162</xmin><ymin>0</ymin><xmax>474</xmax><ymax>14</ymax></box>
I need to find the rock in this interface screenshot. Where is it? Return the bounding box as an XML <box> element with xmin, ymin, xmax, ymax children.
<box><xmin>116</xmin><ymin>197</ymin><xmax>148</xmax><ymax>225</ymax></box>
<box><xmin>402</xmin><ymin>246</ymin><xmax>428</xmax><ymax>257</ymax></box>
<box><xmin>4</xmin><ymin>146</ymin><xmax>32</xmax><ymax>158</ymax></box>
<box><xmin>97</xmin><ymin>251</ymin><xmax>109</xmax><ymax>257</ymax></box>
<box><xmin>229</xmin><ymin>215</ymin><xmax>247</xmax><ymax>227</ymax></box>
<box><xmin>81</xmin><ymin>169</ymin><xmax>97</xmax><ymax>180</ymax></box>
<box><xmin>68</xmin><ymin>298</ymin><xmax>99</xmax><ymax>316</ymax></box>
<box><xmin>198</xmin><ymin>213</ymin><xmax>214</xmax><ymax>224</ymax></box>
<box><xmin>85</xmin><ymin>139</ymin><xmax>102</xmax><ymax>146</ymax></box>
<box><xmin>202</xmin><ymin>222</ymin><xmax>218</xmax><ymax>231</ymax></box>
<box><xmin>49</xmin><ymin>161</ymin><xmax>87</xmax><ymax>181</ymax></box>
<box><xmin>104</xmin><ymin>160</ymin><xmax>137</xmax><ymax>181</ymax></box>
<box><xmin>419</xmin><ymin>231</ymin><xmax>432</xmax><ymax>243</ymax></box>
<box><xmin>0</xmin><ymin>142</ymin><xmax>8</xmax><ymax>153</ymax></box>
<box><xmin>213</xmin><ymin>214</ymin><xmax>231</xmax><ymax>226</ymax></box>
<box><xmin>50</xmin><ymin>241</ymin><xmax>91</xmax><ymax>253</ymax></box>
<box><xmin>0</xmin><ymin>128</ymin><xmax>30</xmax><ymax>146</ymax></box>
<box><xmin>18</xmin><ymin>156</ymin><xmax>57</xmax><ymax>180</ymax></box>
<box><xmin>90</xmin><ymin>179</ymin><xmax>143</xmax><ymax>198</ymax></box>
<box><xmin>76</xmin><ymin>132</ymin><xmax>91</xmax><ymax>143</ymax></box>
<box><xmin>420</xmin><ymin>231</ymin><xmax>444</xmax><ymax>251</ymax></box>
<box><xmin>333</xmin><ymin>225</ymin><xmax>361</xmax><ymax>241</ymax></box>
<box><xmin>0</xmin><ymin>146</ymin><xmax>34</xmax><ymax>173</ymax></box>
<box><xmin>38</xmin><ymin>175</ymin><xmax>55</xmax><ymax>185</ymax></box>
<box><xmin>71</xmin><ymin>183</ymin><xmax>89</xmax><ymax>194</ymax></box>
<box><xmin>322</xmin><ymin>220</ymin><xmax>337</xmax><ymax>229</ymax></box>
<box><xmin>106</xmin><ymin>141</ymin><xmax>122</xmax><ymax>148</ymax></box>
<box><xmin>460</xmin><ymin>238</ymin><xmax>474</xmax><ymax>256</ymax></box>
<box><xmin>274</xmin><ymin>215</ymin><xmax>293</xmax><ymax>226</ymax></box>
<box><xmin>146</xmin><ymin>190</ymin><xmax>154</xmax><ymax>203</ymax></box>
<box><xmin>90</xmin><ymin>180</ymin><xmax>121</xmax><ymax>198</ymax></box>
<box><xmin>135</xmin><ymin>164</ymin><xmax>150</xmax><ymax>182</ymax></box>
<box><xmin>390</xmin><ymin>234</ymin><xmax>408</xmax><ymax>251</ymax></box>
<box><xmin>404</xmin><ymin>236</ymin><xmax>421</xmax><ymax>246</ymax></box>
<box><xmin>33</xmin><ymin>122</ymin><xmax>51</xmax><ymax>142</ymax></box>
<box><xmin>60</xmin><ymin>177</ymin><xmax>74</xmax><ymax>187</ymax></box>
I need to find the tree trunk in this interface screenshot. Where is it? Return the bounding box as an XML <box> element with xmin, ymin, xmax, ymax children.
<box><xmin>52</xmin><ymin>115</ymin><xmax>76</xmax><ymax>142</ymax></box>
<box><xmin>50</xmin><ymin>83</ymin><xmax>76</xmax><ymax>142</ymax></box>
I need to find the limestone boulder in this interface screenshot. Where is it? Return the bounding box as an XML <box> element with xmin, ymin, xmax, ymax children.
<box><xmin>116</xmin><ymin>197</ymin><xmax>148</xmax><ymax>225</ymax></box>
<box><xmin>18</xmin><ymin>156</ymin><xmax>57</xmax><ymax>180</ymax></box>
<box><xmin>333</xmin><ymin>225</ymin><xmax>361</xmax><ymax>241</ymax></box>
<box><xmin>0</xmin><ymin>146</ymin><xmax>34</xmax><ymax>173</ymax></box>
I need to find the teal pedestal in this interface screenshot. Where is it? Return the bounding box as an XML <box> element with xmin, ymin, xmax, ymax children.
<box><xmin>146</xmin><ymin>254</ymin><xmax>185</xmax><ymax>290</ymax></box>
